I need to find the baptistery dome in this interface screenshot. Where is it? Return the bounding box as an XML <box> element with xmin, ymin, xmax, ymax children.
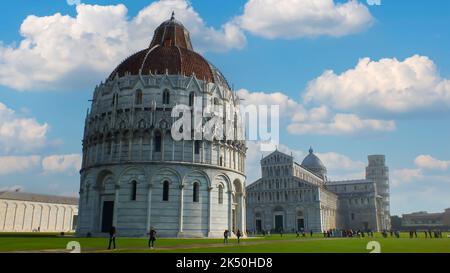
<box><xmin>76</xmin><ymin>14</ymin><xmax>246</xmax><ymax>238</ymax></box>
<box><xmin>108</xmin><ymin>14</ymin><xmax>231</xmax><ymax>90</ymax></box>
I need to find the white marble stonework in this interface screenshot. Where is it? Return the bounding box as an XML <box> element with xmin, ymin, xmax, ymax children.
<box><xmin>76</xmin><ymin>16</ymin><xmax>247</xmax><ymax>238</ymax></box>
<box><xmin>246</xmin><ymin>150</ymin><xmax>390</xmax><ymax>233</ymax></box>
<box><xmin>0</xmin><ymin>192</ymin><xmax>78</xmax><ymax>232</ymax></box>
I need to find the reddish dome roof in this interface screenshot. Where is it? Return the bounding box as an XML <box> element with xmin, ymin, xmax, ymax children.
<box><xmin>108</xmin><ymin>13</ymin><xmax>230</xmax><ymax>89</ymax></box>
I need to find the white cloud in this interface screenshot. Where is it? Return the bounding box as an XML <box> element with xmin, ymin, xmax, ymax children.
<box><xmin>304</xmin><ymin>55</ymin><xmax>450</xmax><ymax>114</ymax></box>
<box><xmin>0</xmin><ymin>102</ymin><xmax>49</xmax><ymax>154</ymax></box>
<box><xmin>0</xmin><ymin>155</ymin><xmax>41</xmax><ymax>175</ymax></box>
<box><xmin>391</xmin><ymin>168</ymin><xmax>423</xmax><ymax>187</ymax></box>
<box><xmin>237</xmin><ymin>0</ymin><xmax>374</xmax><ymax>39</ymax></box>
<box><xmin>237</xmin><ymin>88</ymin><xmax>304</xmax><ymax>117</ymax></box>
<box><xmin>288</xmin><ymin>113</ymin><xmax>395</xmax><ymax>135</ymax></box>
<box><xmin>316</xmin><ymin>152</ymin><xmax>365</xmax><ymax>171</ymax></box>
<box><xmin>0</xmin><ymin>185</ymin><xmax>25</xmax><ymax>192</ymax></box>
<box><xmin>238</xmin><ymin>88</ymin><xmax>395</xmax><ymax>135</ymax></box>
<box><xmin>414</xmin><ymin>155</ymin><xmax>450</xmax><ymax>170</ymax></box>
<box><xmin>0</xmin><ymin>1</ymin><xmax>246</xmax><ymax>91</ymax></box>
<box><xmin>42</xmin><ymin>154</ymin><xmax>82</xmax><ymax>174</ymax></box>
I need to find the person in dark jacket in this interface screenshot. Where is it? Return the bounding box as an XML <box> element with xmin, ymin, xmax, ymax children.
<box><xmin>224</xmin><ymin>230</ymin><xmax>229</xmax><ymax>244</ymax></box>
<box><xmin>236</xmin><ymin>229</ymin><xmax>242</xmax><ymax>244</ymax></box>
<box><xmin>108</xmin><ymin>226</ymin><xmax>116</xmax><ymax>250</ymax></box>
<box><xmin>148</xmin><ymin>227</ymin><xmax>157</xmax><ymax>249</ymax></box>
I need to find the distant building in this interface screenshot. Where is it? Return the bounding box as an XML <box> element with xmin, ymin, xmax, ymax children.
<box><xmin>401</xmin><ymin>209</ymin><xmax>450</xmax><ymax>230</ymax></box>
<box><xmin>0</xmin><ymin>191</ymin><xmax>78</xmax><ymax>232</ymax></box>
<box><xmin>246</xmin><ymin>148</ymin><xmax>390</xmax><ymax>233</ymax></box>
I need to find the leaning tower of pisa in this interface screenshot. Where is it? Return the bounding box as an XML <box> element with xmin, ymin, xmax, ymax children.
<box><xmin>366</xmin><ymin>155</ymin><xmax>391</xmax><ymax>230</ymax></box>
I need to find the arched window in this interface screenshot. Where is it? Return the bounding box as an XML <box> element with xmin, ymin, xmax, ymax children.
<box><xmin>131</xmin><ymin>180</ymin><xmax>137</xmax><ymax>201</ymax></box>
<box><xmin>154</xmin><ymin>131</ymin><xmax>162</xmax><ymax>152</ymax></box>
<box><xmin>163</xmin><ymin>181</ymin><xmax>169</xmax><ymax>201</ymax></box>
<box><xmin>218</xmin><ymin>184</ymin><xmax>224</xmax><ymax>204</ymax></box>
<box><xmin>189</xmin><ymin>92</ymin><xmax>195</xmax><ymax>107</ymax></box>
<box><xmin>213</xmin><ymin>97</ymin><xmax>220</xmax><ymax>105</ymax></box>
<box><xmin>135</xmin><ymin>90</ymin><xmax>143</xmax><ymax>105</ymax></box>
<box><xmin>193</xmin><ymin>182</ymin><xmax>199</xmax><ymax>202</ymax></box>
<box><xmin>163</xmin><ymin>89</ymin><xmax>170</xmax><ymax>105</ymax></box>
<box><xmin>112</xmin><ymin>93</ymin><xmax>118</xmax><ymax>106</ymax></box>
<box><xmin>194</xmin><ymin>140</ymin><xmax>200</xmax><ymax>155</ymax></box>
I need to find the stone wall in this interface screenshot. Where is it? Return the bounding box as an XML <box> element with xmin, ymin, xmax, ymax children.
<box><xmin>0</xmin><ymin>200</ymin><xmax>78</xmax><ymax>232</ymax></box>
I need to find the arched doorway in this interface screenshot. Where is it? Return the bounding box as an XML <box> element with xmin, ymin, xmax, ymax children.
<box><xmin>296</xmin><ymin>210</ymin><xmax>305</xmax><ymax>231</ymax></box>
<box><xmin>95</xmin><ymin>170</ymin><xmax>115</xmax><ymax>233</ymax></box>
<box><xmin>273</xmin><ymin>206</ymin><xmax>284</xmax><ymax>232</ymax></box>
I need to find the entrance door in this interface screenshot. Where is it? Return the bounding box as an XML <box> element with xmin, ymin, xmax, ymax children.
<box><xmin>363</xmin><ymin>222</ymin><xmax>369</xmax><ymax>231</ymax></box>
<box><xmin>101</xmin><ymin>201</ymin><xmax>114</xmax><ymax>233</ymax></box>
<box><xmin>297</xmin><ymin>218</ymin><xmax>304</xmax><ymax>231</ymax></box>
<box><xmin>275</xmin><ymin>215</ymin><xmax>283</xmax><ymax>232</ymax></box>
<box><xmin>256</xmin><ymin>219</ymin><xmax>262</xmax><ymax>232</ymax></box>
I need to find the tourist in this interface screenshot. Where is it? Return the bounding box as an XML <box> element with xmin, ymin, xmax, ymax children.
<box><xmin>148</xmin><ymin>227</ymin><xmax>157</xmax><ymax>249</ymax></box>
<box><xmin>108</xmin><ymin>226</ymin><xmax>116</xmax><ymax>250</ymax></box>
<box><xmin>223</xmin><ymin>229</ymin><xmax>229</xmax><ymax>244</ymax></box>
<box><xmin>236</xmin><ymin>229</ymin><xmax>242</xmax><ymax>244</ymax></box>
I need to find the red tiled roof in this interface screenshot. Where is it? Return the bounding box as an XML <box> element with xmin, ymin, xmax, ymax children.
<box><xmin>107</xmin><ymin>17</ymin><xmax>228</xmax><ymax>88</ymax></box>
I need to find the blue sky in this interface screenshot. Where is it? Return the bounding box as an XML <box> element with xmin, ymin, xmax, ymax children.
<box><xmin>0</xmin><ymin>0</ymin><xmax>449</xmax><ymax>216</ymax></box>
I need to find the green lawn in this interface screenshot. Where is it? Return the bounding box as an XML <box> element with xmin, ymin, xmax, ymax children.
<box><xmin>0</xmin><ymin>232</ymin><xmax>449</xmax><ymax>253</ymax></box>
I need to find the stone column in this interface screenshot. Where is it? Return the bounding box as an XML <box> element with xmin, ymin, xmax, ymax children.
<box><xmin>146</xmin><ymin>183</ymin><xmax>153</xmax><ymax>234</ymax></box>
<box><xmin>91</xmin><ymin>186</ymin><xmax>101</xmax><ymax>232</ymax></box>
<box><xmin>150</xmin><ymin>132</ymin><xmax>153</xmax><ymax>161</ymax></box>
<box><xmin>178</xmin><ymin>184</ymin><xmax>185</xmax><ymax>237</ymax></box>
<box><xmin>240</xmin><ymin>193</ymin><xmax>246</xmax><ymax>236</ymax></box>
<box><xmin>139</xmin><ymin>135</ymin><xmax>143</xmax><ymax>161</ymax></box>
<box><xmin>228</xmin><ymin>190</ymin><xmax>233</xmax><ymax>235</ymax></box>
<box><xmin>30</xmin><ymin>204</ymin><xmax>35</xmax><ymax>232</ymax></box>
<box><xmin>113</xmin><ymin>184</ymin><xmax>120</xmax><ymax>227</ymax></box>
<box><xmin>207</xmin><ymin>186</ymin><xmax>214</xmax><ymax>237</ymax></box>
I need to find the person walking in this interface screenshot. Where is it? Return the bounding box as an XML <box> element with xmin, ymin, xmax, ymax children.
<box><xmin>223</xmin><ymin>229</ymin><xmax>229</xmax><ymax>244</ymax></box>
<box><xmin>148</xmin><ymin>227</ymin><xmax>157</xmax><ymax>249</ymax></box>
<box><xmin>108</xmin><ymin>226</ymin><xmax>117</xmax><ymax>250</ymax></box>
<box><xmin>236</xmin><ymin>229</ymin><xmax>242</xmax><ymax>244</ymax></box>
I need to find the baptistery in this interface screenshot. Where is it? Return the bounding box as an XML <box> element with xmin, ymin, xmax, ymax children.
<box><xmin>76</xmin><ymin>14</ymin><xmax>247</xmax><ymax>238</ymax></box>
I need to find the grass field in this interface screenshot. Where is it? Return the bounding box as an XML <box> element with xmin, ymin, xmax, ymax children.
<box><xmin>0</xmin><ymin>232</ymin><xmax>449</xmax><ymax>253</ymax></box>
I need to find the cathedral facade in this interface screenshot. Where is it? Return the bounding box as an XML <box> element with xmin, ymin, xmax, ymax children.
<box><xmin>246</xmin><ymin>149</ymin><xmax>390</xmax><ymax>233</ymax></box>
<box><xmin>76</xmin><ymin>15</ymin><xmax>246</xmax><ymax>238</ymax></box>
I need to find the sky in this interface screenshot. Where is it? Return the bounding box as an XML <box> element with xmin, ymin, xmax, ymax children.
<box><xmin>0</xmin><ymin>0</ymin><xmax>449</xmax><ymax>216</ymax></box>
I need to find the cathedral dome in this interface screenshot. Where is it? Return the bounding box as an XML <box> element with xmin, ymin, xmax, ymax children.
<box><xmin>108</xmin><ymin>12</ymin><xmax>231</xmax><ymax>90</ymax></box>
<box><xmin>301</xmin><ymin>147</ymin><xmax>327</xmax><ymax>179</ymax></box>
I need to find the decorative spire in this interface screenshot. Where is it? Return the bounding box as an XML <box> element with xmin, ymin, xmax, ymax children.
<box><xmin>309</xmin><ymin>146</ymin><xmax>313</xmax><ymax>154</ymax></box>
<box><xmin>171</xmin><ymin>11</ymin><xmax>175</xmax><ymax>21</ymax></box>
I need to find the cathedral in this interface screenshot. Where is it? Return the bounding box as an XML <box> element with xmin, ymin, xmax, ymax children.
<box><xmin>246</xmin><ymin>149</ymin><xmax>391</xmax><ymax>233</ymax></box>
<box><xmin>76</xmin><ymin>14</ymin><xmax>247</xmax><ymax>238</ymax></box>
